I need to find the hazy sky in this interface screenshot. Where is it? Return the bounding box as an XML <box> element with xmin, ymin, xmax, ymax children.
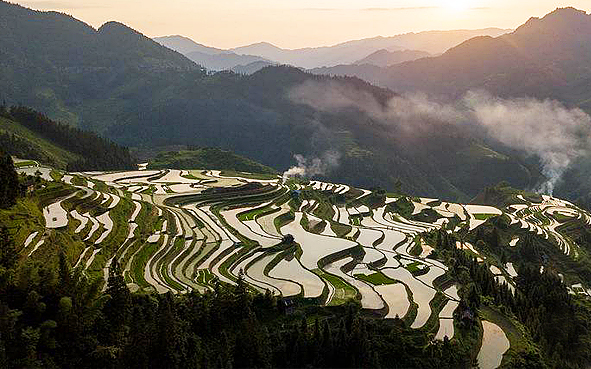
<box><xmin>17</xmin><ymin>1</ymin><xmax>591</xmax><ymax>49</ymax></box>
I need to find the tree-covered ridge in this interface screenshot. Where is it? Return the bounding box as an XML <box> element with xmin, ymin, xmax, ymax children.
<box><xmin>148</xmin><ymin>148</ymin><xmax>277</xmax><ymax>174</ymax></box>
<box><xmin>0</xmin><ymin>1</ymin><xmax>196</xmax><ymax>71</ymax></box>
<box><xmin>0</xmin><ymin>106</ymin><xmax>134</xmax><ymax>171</ymax></box>
<box><xmin>0</xmin><ymin>0</ymin><xmax>547</xmax><ymax>203</ymax></box>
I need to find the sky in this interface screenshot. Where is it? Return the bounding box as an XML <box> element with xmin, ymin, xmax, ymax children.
<box><xmin>16</xmin><ymin>1</ymin><xmax>591</xmax><ymax>49</ymax></box>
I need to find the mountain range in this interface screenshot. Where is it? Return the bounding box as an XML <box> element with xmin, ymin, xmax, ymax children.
<box><xmin>311</xmin><ymin>7</ymin><xmax>591</xmax><ymax>104</ymax></box>
<box><xmin>354</xmin><ymin>49</ymin><xmax>431</xmax><ymax>67</ymax></box>
<box><xmin>154</xmin><ymin>28</ymin><xmax>510</xmax><ymax>72</ymax></box>
<box><xmin>306</xmin><ymin>7</ymin><xmax>591</xmax><ymax>207</ymax></box>
<box><xmin>3</xmin><ymin>1</ymin><xmax>591</xmax><ymax>208</ymax></box>
<box><xmin>154</xmin><ymin>35</ymin><xmax>273</xmax><ymax>72</ymax></box>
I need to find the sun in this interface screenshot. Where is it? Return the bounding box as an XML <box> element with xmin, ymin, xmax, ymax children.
<box><xmin>441</xmin><ymin>0</ymin><xmax>472</xmax><ymax>12</ymax></box>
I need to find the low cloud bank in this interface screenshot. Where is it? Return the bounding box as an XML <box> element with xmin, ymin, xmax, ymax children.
<box><xmin>289</xmin><ymin>81</ymin><xmax>591</xmax><ymax>194</ymax></box>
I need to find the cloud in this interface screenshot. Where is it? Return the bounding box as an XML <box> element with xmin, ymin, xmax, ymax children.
<box><xmin>464</xmin><ymin>91</ymin><xmax>591</xmax><ymax>193</ymax></box>
<box><xmin>288</xmin><ymin>81</ymin><xmax>591</xmax><ymax>194</ymax></box>
<box><xmin>362</xmin><ymin>7</ymin><xmax>438</xmax><ymax>11</ymax></box>
<box><xmin>20</xmin><ymin>1</ymin><xmax>106</xmax><ymax>10</ymax></box>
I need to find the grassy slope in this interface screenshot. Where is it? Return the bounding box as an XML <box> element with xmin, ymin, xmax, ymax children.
<box><xmin>0</xmin><ymin>115</ymin><xmax>81</xmax><ymax>169</ymax></box>
<box><xmin>147</xmin><ymin>148</ymin><xmax>277</xmax><ymax>174</ymax></box>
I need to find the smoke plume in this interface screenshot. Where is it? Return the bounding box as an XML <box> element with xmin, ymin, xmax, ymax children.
<box><xmin>283</xmin><ymin>151</ymin><xmax>341</xmax><ymax>178</ymax></box>
<box><xmin>289</xmin><ymin>81</ymin><xmax>591</xmax><ymax>194</ymax></box>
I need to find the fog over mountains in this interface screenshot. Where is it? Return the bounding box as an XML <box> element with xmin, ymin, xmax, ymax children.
<box><xmin>3</xmin><ymin>1</ymin><xmax>591</xmax><ymax>208</ymax></box>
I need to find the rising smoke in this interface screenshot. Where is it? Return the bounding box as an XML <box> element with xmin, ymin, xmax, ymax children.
<box><xmin>289</xmin><ymin>81</ymin><xmax>591</xmax><ymax>194</ymax></box>
<box><xmin>283</xmin><ymin>151</ymin><xmax>341</xmax><ymax>178</ymax></box>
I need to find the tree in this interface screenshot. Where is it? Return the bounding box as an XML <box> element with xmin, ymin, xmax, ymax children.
<box><xmin>0</xmin><ymin>150</ymin><xmax>19</xmax><ymax>209</ymax></box>
<box><xmin>0</xmin><ymin>227</ymin><xmax>17</xmax><ymax>293</ymax></box>
<box><xmin>103</xmin><ymin>259</ymin><xmax>132</xmax><ymax>346</ymax></box>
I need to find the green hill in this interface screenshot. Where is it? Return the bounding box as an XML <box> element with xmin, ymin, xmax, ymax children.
<box><xmin>148</xmin><ymin>148</ymin><xmax>277</xmax><ymax>174</ymax></box>
<box><xmin>0</xmin><ymin>106</ymin><xmax>134</xmax><ymax>171</ymax></box>
<box><xmin>0</xmin><ymin>114</ymin><xmax>81</xmax><ymax>169</ymax></box>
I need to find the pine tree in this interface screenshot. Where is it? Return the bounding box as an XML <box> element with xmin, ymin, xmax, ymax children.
<box><xmin>103</xmin><ymin>259</ymin><xmax>132</xmax><ymax>346</ymax></box>
<box><xmin>0</xmin><ymin>150</ymin><xmax>19</xmax><ymax>209</ymax></box>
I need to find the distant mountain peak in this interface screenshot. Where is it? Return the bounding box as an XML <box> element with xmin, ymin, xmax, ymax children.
<box><xmin>97</xmin><ymin>21</ymin><xmax>146</xmax><ymax>39</ymax></box>
<box><xmin>514</xmin><ymin>7</ymin><xmax>590</xmax><ymax>36</ymax></box>
<box><xmin>232</xmin><ymin>41</ymin><xmax>283</xmax><ymax>53</ymax></box>
<box><xmin>545</xmin><ymin>6</ymin><xmax>588</xmax><ymax>18</ymax></box>
<box><xmin>153</xmin><ymin>35</ymin><xmax>224</xmax><ymax>55</ymax></box>
<box><xmin>98</xmin><ymin>21</ymin><xmax>131</xmax><ymax>32</ymax></box>
<box><xmin>247</xmin><ymin>41</ymin><xmax>280</xmax><ymax>48</ymax></box>
<box><xmin>354</xmin><ymin>49</ymin><xmax>431</xmax><ymax>67</ymax></box>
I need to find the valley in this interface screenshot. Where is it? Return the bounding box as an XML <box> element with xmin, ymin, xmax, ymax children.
<box><xmin>3</xmin><ymin>1</ymin><xmax>591</xmax><ymax>367</ymax></box>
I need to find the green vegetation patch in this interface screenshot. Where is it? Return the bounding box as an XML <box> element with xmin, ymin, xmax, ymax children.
<box><xmin>14</xmin><ymin>160</ymin><xmax>37</xmax><ymax>168</ymax></box>
<box><xmin>406</xmin><ymin>262</ymin><xmax>429</xmax><ymax>277</ymax></box>
<box><xmin>148</xmin><ymin>148</ymin><xmax>277</xmax><ymax>174</ymax></box>
<box><xmin>313</xmin><ymin>269</ymin><xmax>358</xmax><ymax>306</ymax></box>
<box><xmin>354</xmin><ymin>272</ymin><xmax>397</xmax><ymax>286</ymax></box>
<box><xmin>474</xmin><ymin>213</ymin><xmax>499</xmax><ymax>221</ymax></box>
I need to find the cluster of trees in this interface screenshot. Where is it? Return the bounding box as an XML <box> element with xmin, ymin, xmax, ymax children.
<box><xmin>433</xmin><ymin>228</ymin><xmax>591</xmax><ymax>368</ymax></box>
<box><xmin>0</xmin><ymin>246</ymin><xmax>474</xmax><ymax>369</ymax></box>
<box><xmin>148</xmin><ymin>148</ymin><xmax>276</xmax><ymax>174</ymax></box>
<box><xmin>0</xmin><ymin>106</ymin><xmax>135</xmax><ymax>171</ymax></box>
<box><xmin>0</xmin><ymin>131</ymin><xmax>57</xmax><ymax>167</ymax></box>
<box><xmin>0</xmin><ymin>150</ymin><xmax>20</xmax><ymax>209</ymax></box>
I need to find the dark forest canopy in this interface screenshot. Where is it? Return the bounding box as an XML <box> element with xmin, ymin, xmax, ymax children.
<box><xmin>147</xmin><ymin>148</ymin><xmax>277</xmax><ymax>174</ymax></box>
<box><xmin>0</xmin><ymin>150</ymin><xmax>19</xmax><ymax>209</ymax></box>
<box><xmin>0</xmin><ymin>106</ymin><xmax>135</xmax><ymax>171</ymax></box>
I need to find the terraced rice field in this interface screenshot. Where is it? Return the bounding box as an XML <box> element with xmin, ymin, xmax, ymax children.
<box><xmin>16</xmin><ymin>164</ymin><xmax>591</xmax><ymax>356</ymax></box>
<box><xmin>477</xmin><ymin>321</ymin><xmax>510</xmax><ymax>369</ymax></box>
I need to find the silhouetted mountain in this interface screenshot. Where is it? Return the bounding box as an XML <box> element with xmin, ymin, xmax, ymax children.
<box><xmin>0</xmin><ymin>2</ymin><xmax>196</xmax><ymax>71</ymax></box>
<box><xmin>313</xmin><ymin>8</ymin><xmax>591</xmax><ymax>105</ymax></box>
<box><xmin>154</xmin><ymin>35</ymin><xmax>224</xmax><ymax>55</ymax></box>
<box><xmin>184</xmin><ymin>50</ymin><xmax>271</xmax><ymax>71</ymax></box>
<box><xmin>156</xmin><ymin>29</ymin><xmax>510</xmax><ymax>70</ymax></box>
<box><xmin>154</xmin><ymin>36</ymin><xmax>276</xmax><ymax>71</ymax></box>
<box><xmin>231</xmin><ymin>61</ymin><xmax>276</xmax><ymax>75</ymax></box>
<box><xmin>0</xmin><ymin>0</ymin><xmax>198</xmax><ymax>123</ymax></box>
<box><xmin>232</xmin><ymin>41</ymin><xmax>285</xmax><ymax>56</ymax></box>
<box><xmin>228</xmin><ymin>28</ymin><xmax>510</xmax><ymax>68</ymax></box>
<box><xmin>354</xmin><ymin>49</ymin><xmax>430</xmax><ymax>67</ymax></box>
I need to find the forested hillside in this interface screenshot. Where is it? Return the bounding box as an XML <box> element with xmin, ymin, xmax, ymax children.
<box><xmin>0</xmin><ymin>106</ymin><xmax>134</xmax><ymax>171</ymax></box>
<box><xmin>0</xmin><ymin>0</ymin><xmax>561</xmax><ymax>204</ymax></box>
<box><xmin>148</xmin><ymin>148</ymin><xmax>277</xmax><ymax>174</ymax></box>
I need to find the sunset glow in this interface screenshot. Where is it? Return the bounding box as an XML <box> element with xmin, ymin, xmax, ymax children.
<box><xmin>441</xmin><ymin>0</ymin><xmax>473</xmax><ymax>12</ymax></box>
<box><xmin>14</xmin><ymin>1</ymin><xmax>591</xmax><ymax>49</ymax></box>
